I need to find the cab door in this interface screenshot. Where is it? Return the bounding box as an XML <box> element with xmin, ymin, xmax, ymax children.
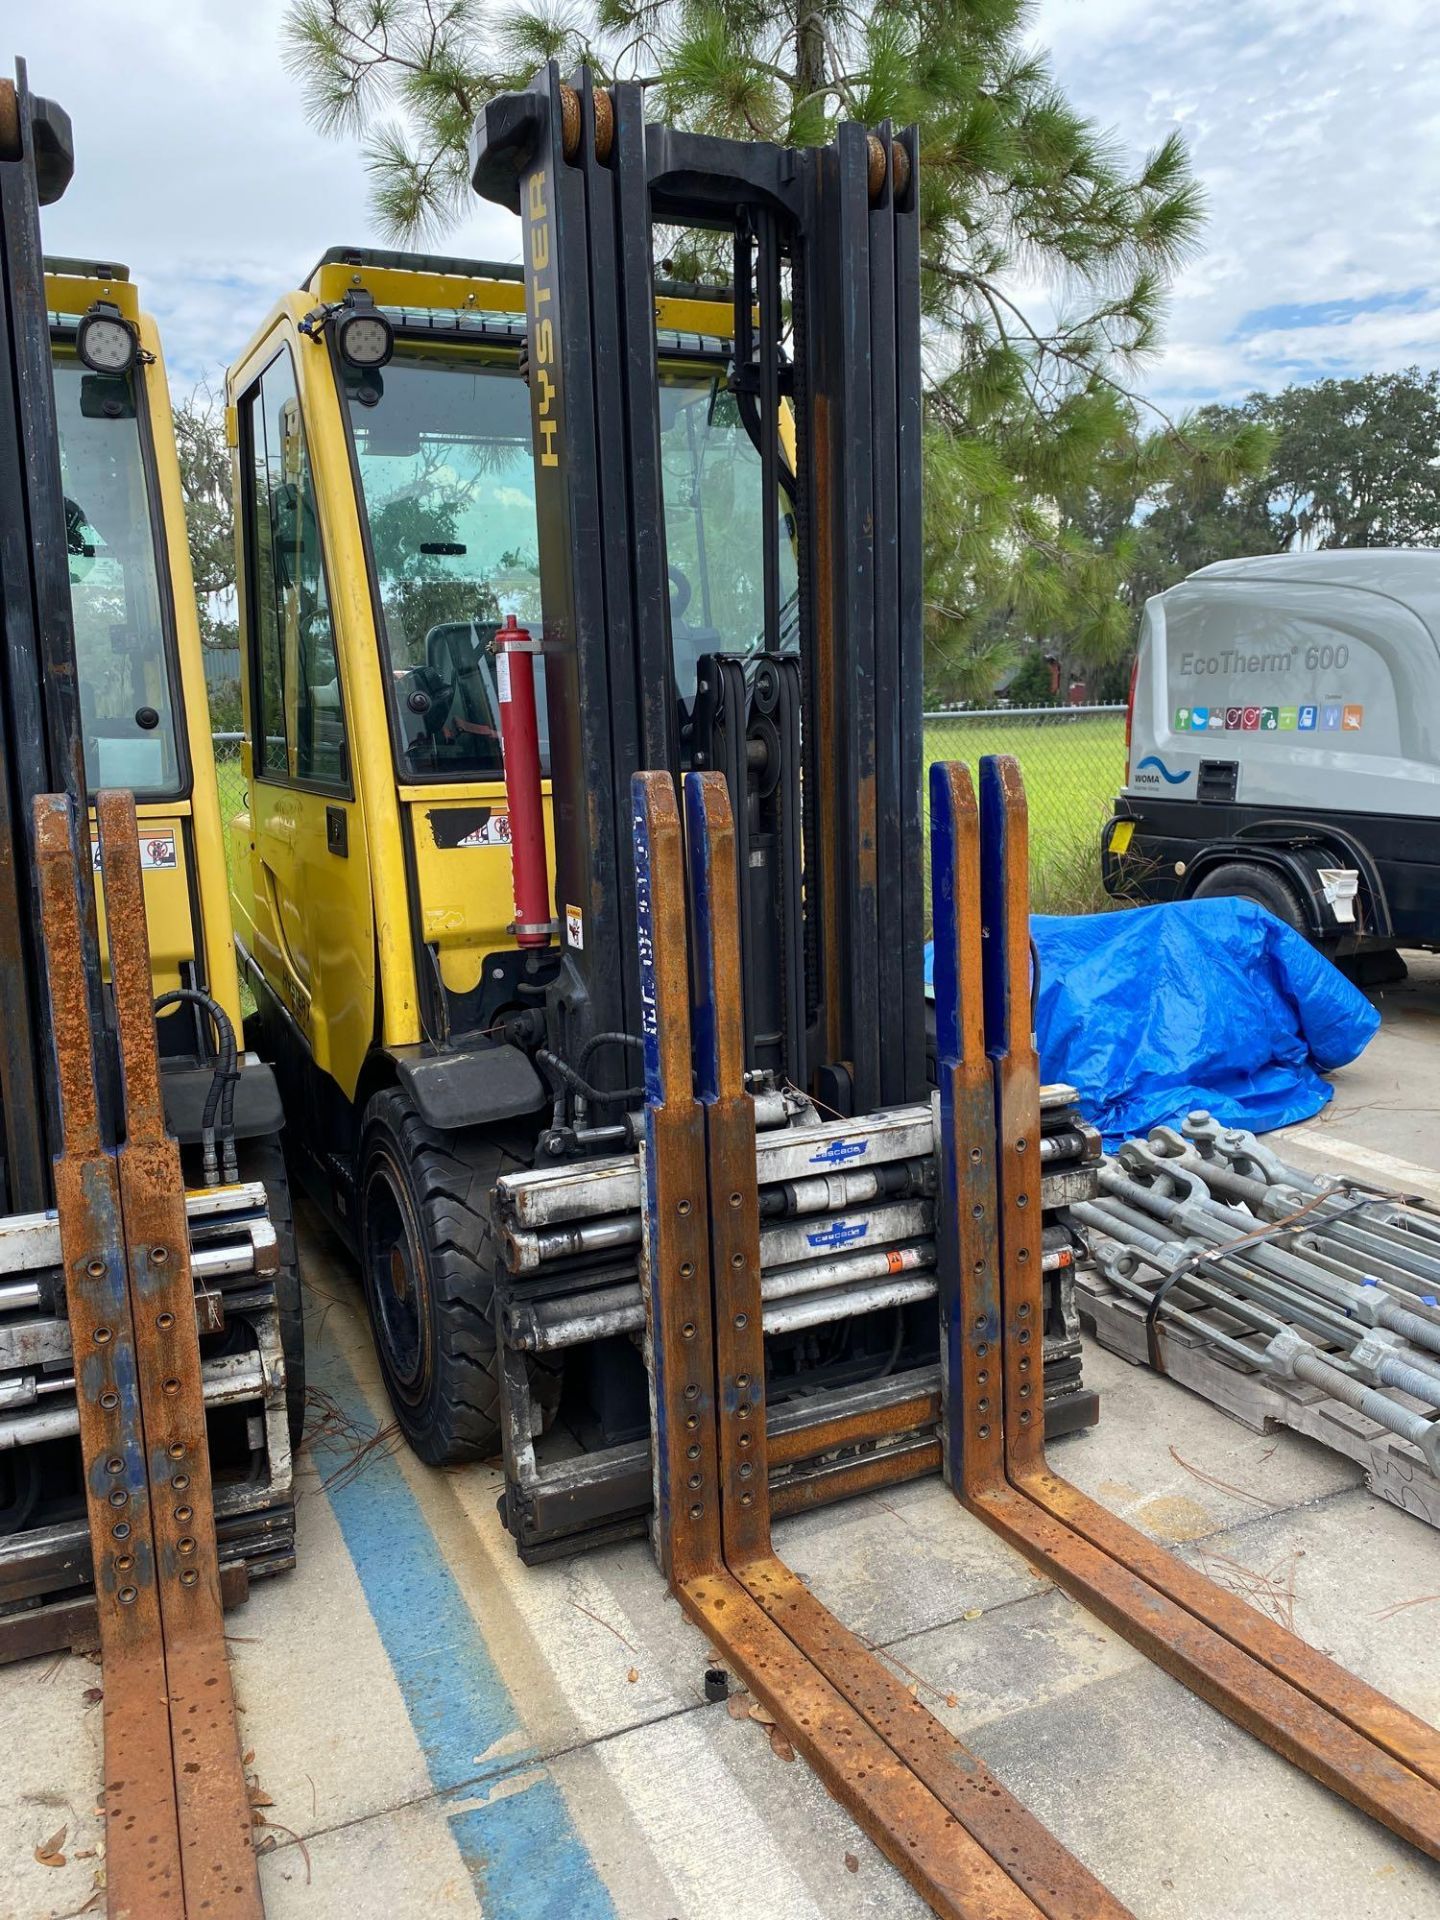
<box><xmin>237</xmin><ymin>344</ymin><xmax>375</xmax><ymax>1094</ymax></box>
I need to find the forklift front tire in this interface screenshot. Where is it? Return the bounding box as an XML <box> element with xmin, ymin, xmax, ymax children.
<box><xmin>357</xmin><ymin>1089</ymin><xmax>557</xmax><ymax>1465</ymax></box>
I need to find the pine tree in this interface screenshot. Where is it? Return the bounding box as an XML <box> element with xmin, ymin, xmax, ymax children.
<box><xmin>283</xmin><ymin>0</ymin><xmax>1260</xmax><ymax>699</ymax></box>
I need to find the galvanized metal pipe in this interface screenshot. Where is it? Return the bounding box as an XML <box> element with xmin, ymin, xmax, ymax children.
<box><xmin>1077</xmin><ymin>1209</ymin><xmax>1440</xmax><ymax>1465</ymax></box>
<box><xmin>1154</xmin><ymin>1133</ymin><xmax>1440</xmax><ymax>1301</ymax></box>
<box><xmin>1098</xmin><ymin>1165</ymin><xmax>1440</xmax><ymax>1358</ymax></box>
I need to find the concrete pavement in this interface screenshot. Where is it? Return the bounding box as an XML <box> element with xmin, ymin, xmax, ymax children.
<box><xmin>4</xmin><ymin>972</ymin><xmax>1440</xmax><ymax>1919</ymax></box>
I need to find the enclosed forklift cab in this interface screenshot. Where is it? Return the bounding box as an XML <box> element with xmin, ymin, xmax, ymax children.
<box><xmin>45</xmin><ymin>259</ymin><xmax>285</xmax><ymax>1144</ymax></box>
<box><xmin>229</xmin><ymin>151</ymin><xmax>1097</xmax><ymax>1536</ymax></box>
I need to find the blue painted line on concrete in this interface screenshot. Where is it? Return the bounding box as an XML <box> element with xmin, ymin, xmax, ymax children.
<box><xmin>311</xmin><ymin>1337</ymin><xmax>617</xmax><ymax>1920</ymax></box>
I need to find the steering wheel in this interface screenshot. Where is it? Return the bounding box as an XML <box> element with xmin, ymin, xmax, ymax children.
<box><xmin>667</xmin><ymin>563</ymin><xmax>693</xmax><ymax>620</ymax></box>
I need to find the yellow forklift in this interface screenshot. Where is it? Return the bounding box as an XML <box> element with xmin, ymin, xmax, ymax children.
<box><xmin>43</xmin><ymin>253</ymin><xmax>303</xmax><ymax>1434</ymax></box>
<box><xmin>230</xmin><ymin>69</ymin><xmax>1440</xmax><ymax>1918</ymax></box>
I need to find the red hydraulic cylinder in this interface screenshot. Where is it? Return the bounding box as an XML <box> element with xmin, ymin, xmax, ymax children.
<box><xmin>494</xmin><ymin>614</ymin><xmax>555</xmax><ymax>948</ymax></box>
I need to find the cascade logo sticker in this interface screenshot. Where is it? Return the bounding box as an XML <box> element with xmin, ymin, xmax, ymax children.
<box><xmin>1298</xmin><ymin>705</ymin><xmax>1318</xmax><ymax>730</ymax></box>
<box><xmin>1343</xmin><ymin>704</ymin><xmax>1364</xmax><ymax>731</ymax></box>
<box><xmin>806</xmin><ymin>1221</ymin><xmax>869</xmax><ymax>1250</ymax></box>
<box><xmin>810</xmin><ymin>1139</ymin><xmax>869</xmax><ymax>1167</ymax></box>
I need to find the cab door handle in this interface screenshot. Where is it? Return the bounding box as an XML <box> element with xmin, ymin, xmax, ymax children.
<box><xmin>326</xmin><ymin>805</ymin><xmax>349</xmax><ymax>857</ymax></box>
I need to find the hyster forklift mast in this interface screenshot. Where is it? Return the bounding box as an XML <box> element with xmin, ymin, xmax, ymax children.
<box><xmin>474</xmin><ymin>67</ymin><xmax>1097</xmax><ymax>1561</ymax></box>
<box><xmin>0</xmin><ymin>64</ymin><xmax>260</xmax><ymax>1917</ymax></box>
<box><xmin>473</xmin><ymin>62</ymin><xmax>926</xmax><ymax>1116</ymax></box>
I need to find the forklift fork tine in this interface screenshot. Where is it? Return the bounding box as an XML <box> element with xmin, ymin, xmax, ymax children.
<box><xmin>635</xmin><ymin>769</ymin><xmax>1053</xmax><ymax>1919</ymax></box>
<box><xmin>642</xmin><ymin>767</ymin><xmax>1135</xmax><ymax>1920</ymax></box>
<box><xmin>96</xmin><ymin>791</ymin><xmax>262</xmax><ymax>1916</ymax></box>
<box><xmin>933</xmin><ymin>754</ymin><xmax>1440</xmax><ymax>1862</ymax></box>
<box><xmin>36</xmin><ymin>793</ymin><xmax>188</xmax><ymax>1918</ymax></box>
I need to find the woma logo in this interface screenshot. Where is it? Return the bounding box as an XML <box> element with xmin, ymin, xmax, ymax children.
<box><xmin>1135</xmin><ymin>755</ymin><xmax>1192</xmax><ymax>786</ymax></box>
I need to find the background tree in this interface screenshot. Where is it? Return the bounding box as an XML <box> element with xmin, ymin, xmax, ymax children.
<box><xmin>283</xmin><ymin>0</ymin><xmax>1261</xmax><ymax>701</ymax></box>
<box><xmin>172</xmin><ymin>386</ymin><xmax>238</xmax><ymax>651</ymax></box>
<box><xmin>1120</xmin><ymin>368</ymin><xmax>1440</xmax><ymax>622</ymax></box>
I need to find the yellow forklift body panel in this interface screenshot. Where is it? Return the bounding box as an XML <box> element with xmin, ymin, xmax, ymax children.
<box><xmin>401</xmin><ymin>778</ymin><xmax>557</xmax><ymax>996</ymax></box>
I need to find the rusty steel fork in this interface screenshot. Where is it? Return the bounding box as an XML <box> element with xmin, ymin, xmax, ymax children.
<box><xmin>930</xmin><ymin>756</ymin><xmax>1440</xmax><ymax>1862</ymax></box>
<box><xmin>37</xmin><ymin>791</ymin><xmax>260</xmax><ymax>1920</ymax></box>
<box><xmin>634</xmin><ymin>767</ymin><xmax>1128</xmax><ymax>1920</ymax></box>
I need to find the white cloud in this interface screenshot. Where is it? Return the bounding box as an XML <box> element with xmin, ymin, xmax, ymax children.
<box><xmin>1033</xmin><ymin>0</ymin><xmax>1440</xmax><ymax>410</ymax></box>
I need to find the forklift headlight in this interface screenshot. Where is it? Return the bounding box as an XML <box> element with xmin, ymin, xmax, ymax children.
<box><xmin>336</xmin><ymin>295</ymin><xmax>393</xmax><ymax>369</ymax></box>
<box><xmin>76</xmin><ymin>301</ymin><xmax>137</xmax><ymax>375</ymax></box>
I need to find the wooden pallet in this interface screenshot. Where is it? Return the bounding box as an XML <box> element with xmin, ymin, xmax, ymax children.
<box><xmin>1075</xmin><ymin>1258</ymin><xmax>1440</xmax><ymax>1533</ymax></box>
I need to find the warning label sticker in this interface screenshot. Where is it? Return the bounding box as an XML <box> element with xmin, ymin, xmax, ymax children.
<box><xmin>455</xmin><ymin>814</ymin><xmax>512</xmax><ymax>848</ymax></box>
<box><xmin>92</xmin><ymin>833</ymin><xmax>177</xmax><ymax>872</ymax></box>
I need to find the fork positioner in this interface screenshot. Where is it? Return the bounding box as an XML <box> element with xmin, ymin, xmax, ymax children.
<box><xmin>932</xmin><ymin>753</ymin><xmax>1440</xmax><ymax>1858</ymax></box>
<box><xmin>635</xmin><ymin>767</ymin><xmax>1129</xmax><ymax>1920</ymax></box>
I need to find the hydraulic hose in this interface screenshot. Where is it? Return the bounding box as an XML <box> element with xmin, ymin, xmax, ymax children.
<box><xmin>153</xmin><ymin>988</ymin><xmax>239</xmax><ymax>1185</ymax></box>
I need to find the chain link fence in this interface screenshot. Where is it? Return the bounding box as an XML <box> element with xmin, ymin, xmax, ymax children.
<box><xmin>211</xmin><ymin>731</ymin><xmax>245</xmax><ymax>816</ymax></box>
<box><xmin>923</xmin><ymin>705</ymin><xmax>1126</xmax><ymax>912</ymax></box>
<box><xmin>212</xmin><ymin>705</ymin><xmax>1128</xmax><ymax>914</ymax></box>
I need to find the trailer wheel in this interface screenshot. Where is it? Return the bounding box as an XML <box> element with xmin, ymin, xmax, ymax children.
<box><xmin>1190</xmin><ymin>861</ymin><xmax>1306</xmax><ymax>933</ymax></box>
<box><xmin>235</xmin><ymin>1133</ymin><xmax>306</xmax><ymax>1446</ymax></box>
<box><xmin>357</xmin><ymin>1088</ymin><xmax>560</xmax><ymax>1465</ymax></box>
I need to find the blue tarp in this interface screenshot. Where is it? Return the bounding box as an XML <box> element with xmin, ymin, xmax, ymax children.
<box><xmin>925</xmin><ymin>899</ymin><xmax>1379</xmax><ymax>1149</ymax></box>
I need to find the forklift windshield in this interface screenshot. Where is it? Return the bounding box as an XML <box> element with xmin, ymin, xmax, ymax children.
<box><xmin>343</xmin><ymin>343</ymin><xmax>794</xmax><ymax>780</ymax></box>
<box><xmin>51</xmin><ymin>349</ymin><xmax>183</xmax><ymax>795</ymax></box>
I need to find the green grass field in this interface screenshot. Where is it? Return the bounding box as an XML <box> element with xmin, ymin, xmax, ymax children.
<box><xmin>922</xmin><ymin>712</ymin><xmax>1125</xmax><ymax>914</ymax></box>
<box><xmin>213</xmin><ymin>753</ymin><xmax>245</xmax><ymax>887</ymax></box>
<box><xmin>210</xmin><ymin>710</ymin><xmax>1125</xmax><ymax>921</ymax></box>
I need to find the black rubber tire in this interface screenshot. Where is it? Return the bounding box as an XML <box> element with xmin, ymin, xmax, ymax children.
<box><xmin>236</xmin><ymin>1133</ymin><xmax>306</xmax><ymax>1445</ymax></box>
<box><xmin>356</xmin><ymin>1088</ymin><xmax>560</xmax><ymax>1466</ymax></box>
<box><xmin>1190</xmin><ymin>861</ymin><xmax>1306</xmax><ymax>933</ymax></box>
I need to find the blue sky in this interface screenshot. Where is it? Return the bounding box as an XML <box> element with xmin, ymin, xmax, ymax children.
<box><xmin>1034</xmin><ymin>0</ymin><xmax>1440</xmax><ymax>416</ymax></box>
<box><xmin>13</xmin><ymin>0</ymin><xmax>1440</xmax><ymax>414</ymax></box>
